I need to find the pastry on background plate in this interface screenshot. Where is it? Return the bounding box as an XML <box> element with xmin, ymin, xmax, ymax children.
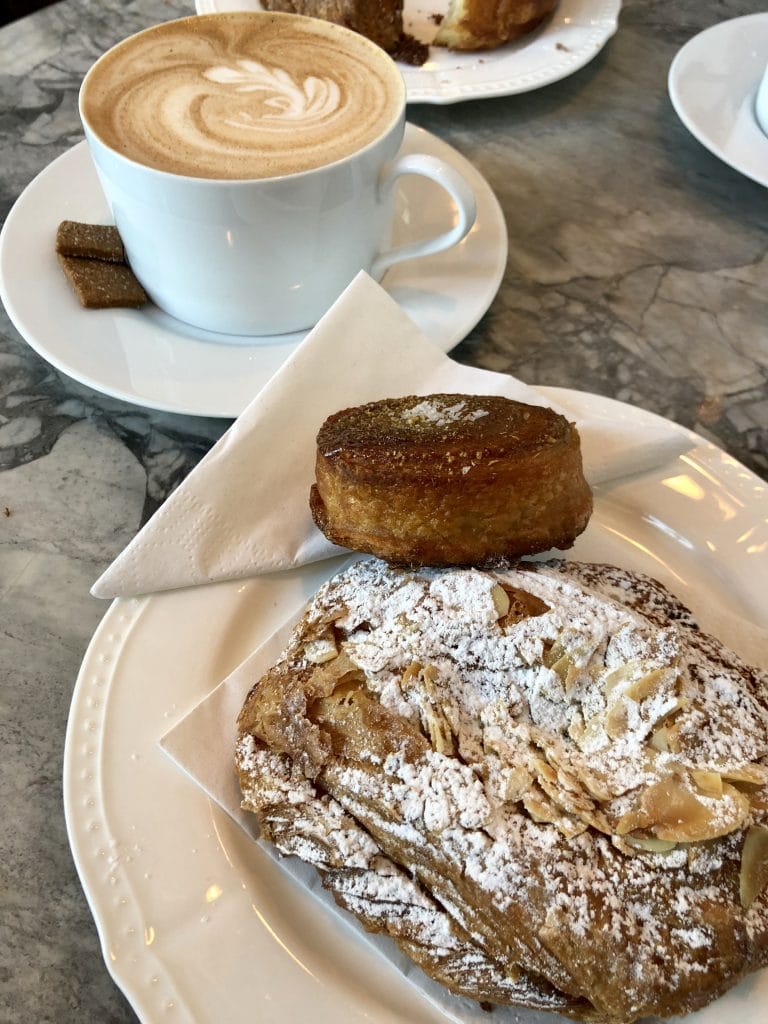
<box><xmin>236</xmin><ymin>558</ymin><xmax>768</xmax><ymax>1022</ymax></box>
<box><xmin>434</xmin><ymin>0</ymin><xmax>558</xmax><ymax>51</ymax></box>
<box><xmin>310</xmin><ymin>394</ymin><xmax>593</xmax><ymax>567</ymax></box>
<box><xmin>260</xmin><ymin>0</ymin><xmax>558</xmax><ymax>54</ymax></box>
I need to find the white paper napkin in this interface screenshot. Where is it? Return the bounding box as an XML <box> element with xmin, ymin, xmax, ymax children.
<box><xmin>92</xmin><ymin>272</ymin><xmax>695</xmax><ymax>600</ymax></box>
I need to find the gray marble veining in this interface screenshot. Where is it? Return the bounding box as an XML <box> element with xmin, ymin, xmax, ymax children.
<box><xmin>0</xmin><ymin>0</ymin><xmax>766</xmax><ymax>1021</ymax></box>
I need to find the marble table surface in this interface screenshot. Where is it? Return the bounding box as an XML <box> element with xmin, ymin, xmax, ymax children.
<box><xmin>0</xmin><ymin>0</ymin><xmax>766</xmax><ymax>1021</ymax></box>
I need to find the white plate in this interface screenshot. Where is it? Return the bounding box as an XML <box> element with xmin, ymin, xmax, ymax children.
<box><xmin>195</xmin><ymin>0</ymin><xmax>622</xmax><ymax>104</ymax></box>
<box><xmin>0</xmin><ymin>126</ymin><xmax>506</xmax><ymax>418</ymax></box>
<box><xmin>668</xmin><ymin>13</ymin><xmax>768</xmax><ymax>188</ymax></box>
<box><xmin>64</xmin><ymin>387</ymin><xmax>768</xmax><ymax>1024</ymax></box>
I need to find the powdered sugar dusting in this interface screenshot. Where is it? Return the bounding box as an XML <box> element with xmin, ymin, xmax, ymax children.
<box><xmin>238</xmin><ymin>559</ymin><xmax>768</xmax><ymax>1020</ymax></box>
<box><xmin>401</xmin><ymin>397</ymin><xmax>489</xmax><ymax>427</ymax></box>
<box><xmin>236</xmin><ymin>734</ymin><xmax>570</xmax><ymax>1010</ymax></box>
<box><xmin>319</xmin><ymin>560</ymin><xmax>768</xmax><ymax>844</ymax></box>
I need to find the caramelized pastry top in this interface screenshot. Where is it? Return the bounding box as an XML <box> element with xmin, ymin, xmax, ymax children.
<box><xmin>316</xmin><ymin>393</ymin><xmax>577</xmax><ymax>482</ymax></box>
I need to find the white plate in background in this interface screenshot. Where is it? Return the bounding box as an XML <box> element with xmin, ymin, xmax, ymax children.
<box><xmin>0</xmin><ymin>127</ymin><xmax>506</xmax><ymax>418</ymax></box>
<box><xmin>669</xmin><ymin>13</ymin><xmax>768</xmax><ymax>187</ymax></box>
<box><xmin>64</xmin><ymin>388</ymin><xmax>768</xmax><ymax>1024</ymax></box>
<box><xmin>195</xmin><ymin>0</ymin><xmax>622</xmax><ymax>104</ymax></box>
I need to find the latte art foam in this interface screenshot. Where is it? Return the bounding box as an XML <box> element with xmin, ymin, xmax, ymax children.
<box><xmin>202</xmin><ymin>60</ymin><xmax>342</xmax><ymax>126</ymax></box>
<box><xmin>80</xmin><ymin>13</ymin><xmax>404</xmax><ymax>179</ymax></box>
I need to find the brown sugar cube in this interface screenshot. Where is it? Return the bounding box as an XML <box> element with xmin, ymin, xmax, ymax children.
<box><xmin>56</xmin><ymin>220</ymin><xmax>125</xmax><ymax>262</ymax></box>
<box><xmin>57</xmin><ymin>254</ymin><xmax>147</xmax><ymax>309</ymax></box>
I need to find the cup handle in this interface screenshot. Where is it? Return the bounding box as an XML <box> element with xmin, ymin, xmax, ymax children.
<box><xmin>370</xmin><ymin>153</ymin><xmax>477</xmax><ymax>279</ymax></box>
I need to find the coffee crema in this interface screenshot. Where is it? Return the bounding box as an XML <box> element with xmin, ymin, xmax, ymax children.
<box><xmin>80</xmin><ymin>13</ymin><xmax>404</xmax><ymax>180</ymax></box>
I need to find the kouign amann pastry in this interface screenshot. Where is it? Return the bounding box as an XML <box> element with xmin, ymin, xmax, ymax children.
<box><xmin>236</xmin><ymin>558</ymin><xmax>768</xmax><ymax>1022</ymax></box>
<box><xmin>309</xmin><ymin>394</ymin><xmax>593</xmax><ymax>567</ymax></box>
<box><xmin>433</xmin><ymin>0</ymin><xmax>557</xmax><ymax>51</ymax></box>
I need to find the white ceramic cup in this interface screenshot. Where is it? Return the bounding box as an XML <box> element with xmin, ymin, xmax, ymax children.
<box><xmin>755</xmin><ymin>61</ymin><xmax>768</xmax><ymax>138</ymax></box>
<box><xmin>78</xmin><ymin>13</ymin><xmax>477</xmax><ymax>337</ymax></box>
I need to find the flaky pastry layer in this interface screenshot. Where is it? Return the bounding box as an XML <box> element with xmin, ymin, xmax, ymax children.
<box><xmin>434</xmin><ymin>0</ymin><xmax>557</xmax><ymax>50</ymax></box>
<box><xmin>236</xmin><ymin>559</ymin><xmax>768</xmax><ymax>1021</ymax></box>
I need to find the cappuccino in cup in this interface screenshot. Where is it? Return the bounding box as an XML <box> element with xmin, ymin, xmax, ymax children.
<box><xmin>79</xmin><ymin>13</ymin><xmax>477</xmax><ymax>336</ymax></box>
<box><xmin>80</xmin><ymin>13</ymin><xmax>404</xmax><ymax>180</ymax></box>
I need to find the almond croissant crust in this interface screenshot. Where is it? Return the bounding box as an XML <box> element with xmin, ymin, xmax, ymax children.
<box><xmin>236</xmin><ymin>559</ymin><xmax>768</xmax><ymax>1022</ymax></box>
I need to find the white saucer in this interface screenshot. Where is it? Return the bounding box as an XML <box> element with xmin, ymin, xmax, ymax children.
<box><xmin>668</xmin><ymin>13</ymin><xmax>768</xmax><ymax>188</ymax></box>
<box><xmin>0</xmin><ymin>126</ymin><xmax>507</xmax><ymax>418</ymax></box>
<box><xmin>195</xmin><ymin>0</ymin><xmax>622</xmax><ymax>104</ymax></box>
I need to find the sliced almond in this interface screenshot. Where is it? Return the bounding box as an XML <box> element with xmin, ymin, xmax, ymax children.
<box><xmin>522</xmin><ymin>787</ymin><xmax>558</xmax><ymax>824</ymax></box>
<box><xmin>502</xmin><ymin>765</ymin><xmax>533</xmax><ymax>802</ymax></box>
<box><xmin>663</xmin><ymin>717</ymin><xmax>685</xmax><ymax>754</ymax></box>
<box><xmin>625</xmin><ymin>667</ymin><xmax>673</xmax><ymax>702</ymax></box>
<box><xmin>647</xmin><ymin>779</ymin><xmax>720</xmax><ymax>841</ymax></box>
<box><xmin>571</xmin><ymin>714</ymin><xmax>609</xmax><ymax>755</ymax></box>
<box><xmin>498</xmin><ymin>585</ymin><xmax>550</xmax><ymax>626</ymax></box>
<box><xmin>740</xmin><ymin>825</ymin><xmax>768</xmax><ymax>910</ymax></box>
<box><xmin>304</xmin><ymin>636</ymin><xmax>338</xmax><ymax>664</ymax></box>
<box><xmin>648</xmin><ymin>726</ymin><xmax>670</xmax><ymax>753</ymax></box>
<box><xmin>537</xmin><ymin>773</ymin><xmax>596</xmax><ymax>820</ymax></box>
<box><xmin>531</xmin><ymin>754</ymin><xmax>558</xmax><ymax>785</ymax></box>
<box><xmin>567</xmin><ymin>711</ymin><xmax>585</xmax><ymax>745</ymax></box>
<box><xmin>603</xmin><ymin>662</ymin><xmax>637</xmax><ymax>697</ymax></box>
<box><xmin>522</xmin><ymin>786</ymin><xmax>586</xmax><ymax>837</ymax></box>
<box><xmin>605</xmin><ymin>699</ymin><xmax>630</xmax><ymax>739</ymax></box>
<box><xmin>490</xmin><ymin>583</ymin><xmax>510</xmax><ymax>619</ymax></box>
<box><xmin>580</xmin><ymin>767</ymin><xmax>613</xmax><ymax>801</ymax></box>
<box><xmin>550</xmin><ymin>654</ymin><xmax>576</xmax><ymax>687</ymax></box>
<box><xmin>401</xmin><ymin>662</ymin><xmax>456</xmax><ymax>756</ymax></box>
<box><xmin>564</xmin><ymin>661</ymin><xmax>581</xmax><ymax>693</ymax></box>
<box><xmin>617</xmin><ymin>778</ymin><xmax>707</xmax><ymax>837</ymax></box>
<box><xmin>691</xmin><ymin>770</ymin><xmax>723</xmax><ymax>799</ymax></box>
<box><xmin>427</xmin><ymin>715</ymin><xmax>455</xmax><ymax>755</ymax></box>
<box><xmin>720</xmin><ymin>764</ymin><xmax>768</xmax><ymax>788</ymax></box>
<box><xmin>543</xmin><ymin>639</ymin><xmax>566</xmax><ymax>670</ymax></box>
<box><xmin>618</xmin><ymin>777</ymin><xmax>750</xmax><ymax>842</ymax></box>
<box><xmin>555</xmin><ymin>766</ymin><xmax>585</xmax><ymax>796</ymax></box>
<box><xmin>624</xmin><ymin>836</ymin><xmax>679</xmax><ymax>854</ymax></box>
